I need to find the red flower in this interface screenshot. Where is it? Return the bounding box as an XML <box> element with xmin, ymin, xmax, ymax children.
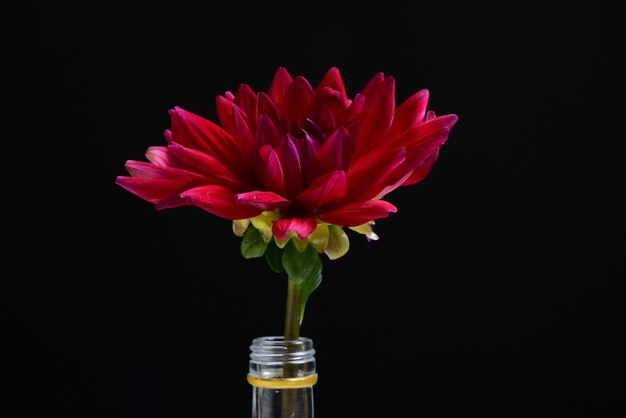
<box><xmin>116</xmin><ymin>67</ymin><xmax>458</xmax><ymax>259</ymax></box>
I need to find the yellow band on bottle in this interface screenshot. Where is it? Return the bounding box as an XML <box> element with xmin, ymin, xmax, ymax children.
<box><xmin>247</xmin><ymin>373</ymin><xmax>318</xmax><ymax>389</ymax></box>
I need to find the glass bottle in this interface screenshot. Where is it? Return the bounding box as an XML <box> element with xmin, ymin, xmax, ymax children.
<box><xmin>248</xmin><ymin>336</ymin><xmax>317</xmax><ymax>418</ymax></box>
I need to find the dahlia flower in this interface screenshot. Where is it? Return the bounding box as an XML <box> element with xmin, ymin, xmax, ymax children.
<box><xmin>116</xmin><ymin>67</ymin><xmax>457</xmax><ymax>258</ymax></box>
<box><xmin>116</xmin><ymin>67</ymin><xmax>457</xmax><ymax>336</ymax></box>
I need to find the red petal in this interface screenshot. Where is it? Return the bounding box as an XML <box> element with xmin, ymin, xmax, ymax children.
<box><xmin>255</xmin><ymin>114</ymin><xmax>281</xmax><ymax>149</ymax></box>
<box><xmin>216</xmin><ymin>95</ymin><xmax>236</xmax><ymax>136</ymax></box>
<box><xmin>341</xmin><ymin>125</ymin><xmax>358</xmax><ymax>169</ymax></box>
<box><xmin>384</xmin><ymin>124</ymin><xmax>452</xmax><ymax>189</ymax></box>
<box><xmin>181</xmin><ymin>185</ymin><xmax>260</xmax><ymax>220</ymax></box>
<box><xmin>272</xmin><ymin>217</ymin><xmax>317</xmax><ymax>240</ymax></box>
<box><xmin>309</xmin><ymin>98</ymin><xmax>338</xmax><ymax>134</ymax></box>
<box><xmin>233</xmin><ymin>107</ymin><xmax>255</xmax><ymax>163</ymax></box>
<box><xmin>317</xmin><ymin>128</ymin><xmax>345</xmax><ymax>174</ymax></box>
<box><xmin>115</xmin><ymin>176</ymin><xmax>192</xmax><ymax>209</ymax></box>
<box><xmin>234</xmin><ymin>83</ymin><xmax>258</xmax><ymax>129</ymax></box>
<box><xmin>283</xmin><ymin>76</ymin><xmax>315</xmax><ymax>124</ymax></box>
<box><xmin>377</xmin><ymin>170</ymin><xmax>413</xmax><ymax>197</ymax></box>
<box><xmin>303</xmin><ymin>118</ymin><xmax>326</xmax><ymax>143</ymax></box>
<box><xmin>124</xmin><ymin>160</ymin><xmax>203</xmax><ymax>181</ymax></box>
<box><xmin>296</xmin><ymin>170</ymin><xmax>347</xmax><ymax>211</ymax></box>
<box><xmin>401</xmin><ymin>149</ymin><xmax>440</xmax><ymax>186</ymax></box>
<box><xmin>277</xmin><ymin>135</ymin><xmax>303</xmax><ymax>198</ymax></box>
<box><xmin>386</xmin><ymin>89</ymin><xmax>429</xmax><ymax>141</ymax></box>
<box><xmin>163</xmin><ymin>129</ymin><xmax>172</xmax><ymax>142</ymax></box>
<box><xmin>316</xmin><ymin>67</ymin><xmax>349</xmax><ymax>106</ymax></box>
<box><xmin>345</xmin><ymin>148</ymin><xmax>406</xmax><ymax>201</ymax></box>
<box><xmin>360</xmin><ymin>72</ymin><xmax>385</xmax><ymax>96</ymax></box>
<box><xmin>169</xmin><ymin>106</ymin><xmax>241</xmax><ymax>169</ymax></box>
<box><xmin>396</xmin><ymin>114</ymin><xmax>457</xmax><ymax>157</ymax></box>
<box><xmin>257</xmin><ymin>92</ymin><xmax>279</xmax><ymax>123</ymax></box>
<box><xmin>167</xmin><ymin>142</ymin><xmax>248</xmax><ymax>190</ymax></box>
<box><xmin>145</xmin><ymin>146</ymin><xmax>172</xmax><ymax>166</ymax></box>
<box><xmin>299</xmin><ymin>133</ymin><xmax>321</xmax><ymax>186</ymax></box>
<box><xmin>403</xmin><ymin>128</ymin><xmax>450</xmax><ymax>172</ymax></box>
<box><xmin>356</xmin><ymin>76</ymin><xmax>395</xmax><ymax>156</ymax></box>
<box><xmin>433</xmin><ymin>113</ymin><xmax>458</xmax><ymax>129</ymax></box>
<box><xmin>268</xmin><ymin>67</ymin><xmax>293</xmax><ymax>105</ymax></box>
<box><xmin>319</xmin><ymin>200</ymin><xmax>397</xmax><ymax>227</ymax></box>
<box><xmin>344</xmin><ymin>93</ymin><xmax>365</xmax><ymax>122</ymax></box>
<box><xmin>351</xmin><ymin>114</ymin><xmax>457</xmax><ymax>177</ymax></box>
<box><xmin>236</xmin><ymin>191</ymin><xmax>291</xmax><ymax>211</ymax></box>
<box><xmin>257</xmin><ymin>145</ymin><xmax>286</xmax><ymax>196</ymax></box>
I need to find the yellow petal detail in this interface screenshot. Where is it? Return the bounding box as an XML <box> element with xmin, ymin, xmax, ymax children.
<box><xmin>325</xmin><ymin>225</ymin><xmax>350</xmax><ymax>260</ymax></box>
<box><xmin>274</xmin><ymin>233</ymin><xmax>293</xmax><ymax>249</ymax></box>
<box><xmin>233</xmin><ymin>219</ymin><xmax>250</xmax><ymax>237</ymax></box>
<box><xmin>349</xmin><ymin>221</ymin><xmax>379</xmax><ymax>241</ymax></box>
<box><xmin>251</xmin><ymin>211</ymin><xmax>280</xmax><ymax>243</ymax></box>
<box><xmin>293</xmin><ymin>237</ymin><xmax>310</xmax><ymax>252</ymax></box>
<box><xmin>308</xmin><ymin>223</ymin><xmax>330</xmax><ymax>253</ymax></box>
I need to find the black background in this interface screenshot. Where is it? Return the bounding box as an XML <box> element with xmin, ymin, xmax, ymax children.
<box><xmin>2</xmin><ymin>1</ymin><xmax>623</xmax><ymax>417</ymax></box>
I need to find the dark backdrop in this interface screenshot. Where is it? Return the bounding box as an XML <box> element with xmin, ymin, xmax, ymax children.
<box><xmin>2</xmin><ymin>1</ymin><xmax>623</xmax><ymax>417</ymax></box>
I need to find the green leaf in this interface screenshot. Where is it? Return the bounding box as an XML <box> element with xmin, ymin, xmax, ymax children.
<box><xmin>282</xmin><ymin>241</ymin><xmax>323</xmax><ymax>326</ymax></box>
<box><xmin>264</xmin><ymin>239</ymin><xmax>284</xmax><ymax>273</ymax></box>
<box><xmin>299</xmin><ymin>270</ymin><xmax>322</xmax><ymax>325</ymax></box>
<box><xmin>240</xmin><ymin>226</ymin><xmax>268</xmax><ymax>259</ymax></box>
<box><xmin>282</xmin><ymin>241</ymin><xmax>321</xmax><ymax>285</ymax></box>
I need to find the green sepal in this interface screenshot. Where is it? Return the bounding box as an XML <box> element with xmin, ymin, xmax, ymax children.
<box><xmin>282</xmin><ymin>240</ymin><xmax>321</xmax><ymax>285</ymax></box>
<box><xmin>282</xmin><ymin>241</ymin><xmax>323</xmax><ymax>326</ymax></box>
<box><xmin>299</xmin><ymin>270</ymin><xmax>322</xmax><ymax>325</ymax></box>
<box><xmin>264</xmin><ymin>239</ymin><xmax>284</xmax><ymax>273</ymax></box>
<box><xmin>240</xmin><ymin>226</ymin><xmax>268</xmax><ymax>259</ymax></box>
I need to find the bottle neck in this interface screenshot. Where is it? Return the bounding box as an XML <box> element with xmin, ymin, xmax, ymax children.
<box><xmin>248</xmin><ymin>336</ymin><xmax>317</xmax><ymax>418</ymax></box>
<box><xmin>249</xmin><ymin>336</ymin><xmax>316</xmax><ymax>379</ymax></box>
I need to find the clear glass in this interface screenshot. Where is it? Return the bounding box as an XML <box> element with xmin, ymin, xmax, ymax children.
<box><xmin>249</xmin><ymin>336</ymin><xmax>316</xmax><ymax>418</ymax></box>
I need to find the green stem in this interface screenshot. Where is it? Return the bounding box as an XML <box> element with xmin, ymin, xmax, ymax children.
<box><xmin>282</xmin><ymin>278</ymin><xmax>302</xmax><ymax>418</ymax></box>
<box><xmin>283</xmin><ymin>278</ymin><xmax>302</xmax><ymax>342</ymax></box>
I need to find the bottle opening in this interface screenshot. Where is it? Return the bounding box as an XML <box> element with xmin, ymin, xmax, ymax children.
<box><xmin>249</xmin><ymin>336</ymin><xmax>316</xmax><ymax>379</ymax></box>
